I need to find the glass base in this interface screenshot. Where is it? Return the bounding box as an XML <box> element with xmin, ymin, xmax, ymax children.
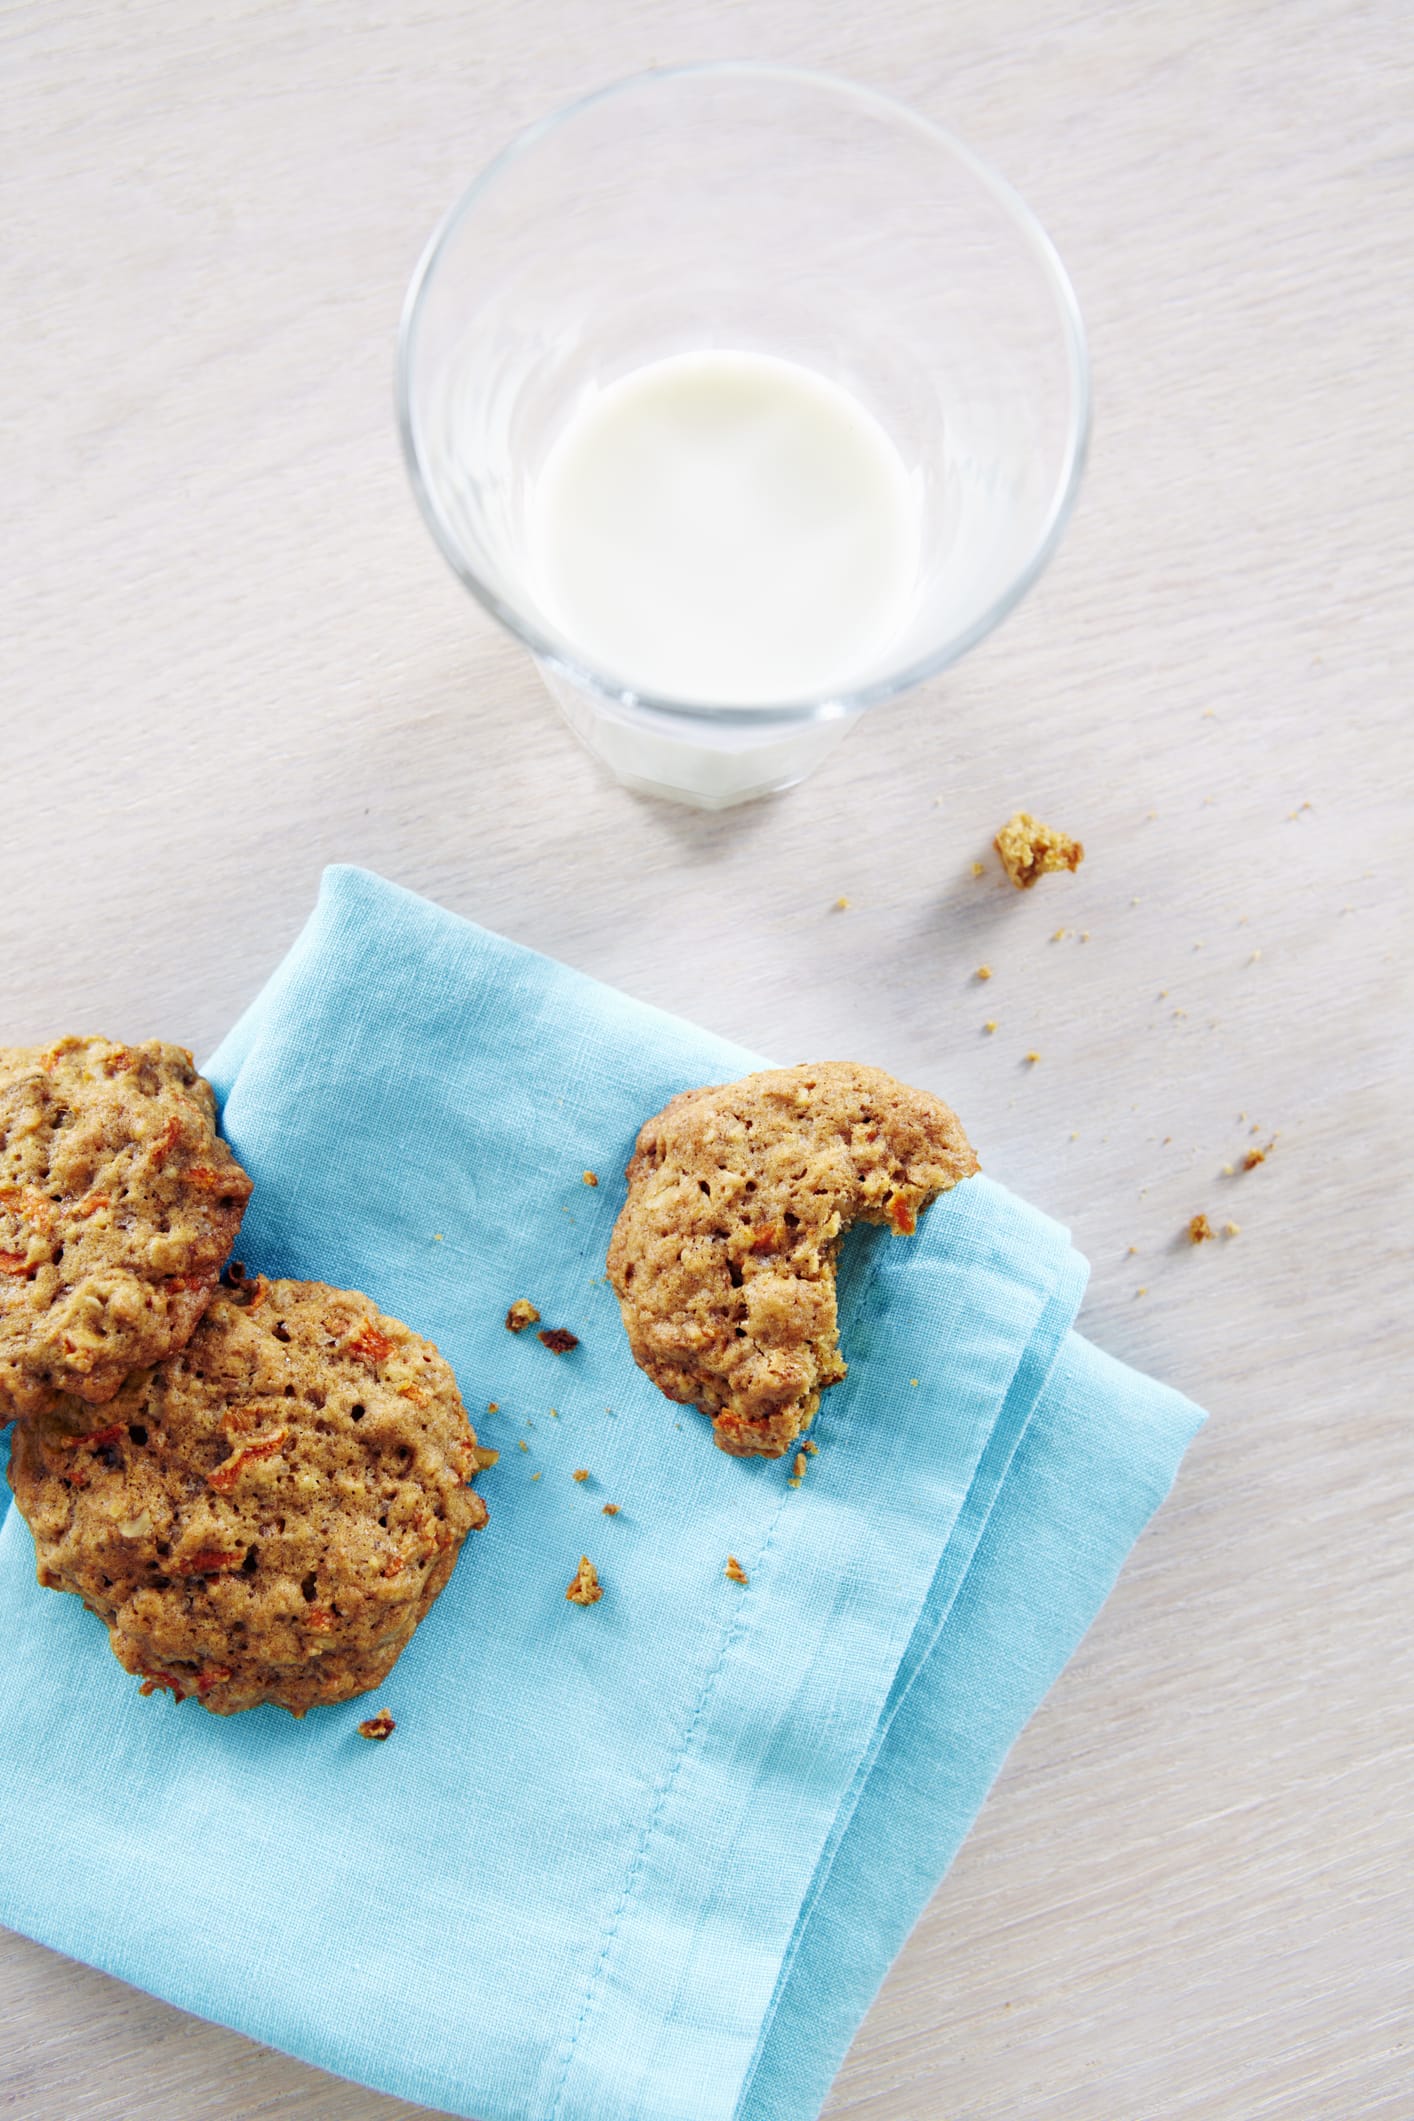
<box><xmin>536</xmin><ymin>660</ymin><xmax>857</xmax><ymax>808</ymax></box>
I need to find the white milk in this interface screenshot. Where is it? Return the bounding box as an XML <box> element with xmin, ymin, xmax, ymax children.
<box><xmin>528</xmin><ymin>350</ymin><xmax>920</xmax><ymax>707</ymax></box>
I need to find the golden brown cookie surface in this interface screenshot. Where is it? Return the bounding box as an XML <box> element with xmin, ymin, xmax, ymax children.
<box><xmin>606</xmin><ymin>1063</ymin><xmax>979</xmax><ymax>1457</ymax></box>
<box><xmin>0</xmin><ymin>1038</ymin><xmax>252</xmax><ymax>1418</ymax></box>
<box><xmin>7</xmin><ymin>1276</ymin><xmax>492</xmax><ymax>1715</ymax></box>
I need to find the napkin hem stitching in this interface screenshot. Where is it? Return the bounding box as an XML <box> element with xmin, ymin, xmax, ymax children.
<box><xmin>543</xmin><ymin>1497</ymin><xmax>793</xmax><ymax>2121</ymax></box>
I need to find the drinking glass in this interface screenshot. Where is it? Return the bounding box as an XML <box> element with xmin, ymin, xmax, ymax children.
<box><xmin>398</xmin><ymin>64</ymin><xmax>1089</xmax><ymax>808</ymax></box>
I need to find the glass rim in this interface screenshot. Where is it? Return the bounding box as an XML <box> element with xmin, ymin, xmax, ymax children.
<box><xmin>395</xmin><ymin>60</ymin><xmax>1092</xmax><ymax>731</ymax></box>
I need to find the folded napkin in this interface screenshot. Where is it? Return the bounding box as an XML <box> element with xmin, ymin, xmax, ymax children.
<box><xmin>0</xmin><ymin>867</ymin><xmax>1203</xmax><ymax>2121</ymax></box>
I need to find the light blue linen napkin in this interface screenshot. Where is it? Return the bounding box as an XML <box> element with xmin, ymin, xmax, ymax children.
<box><xmin>0</xmin><ymin>866</ymin><xmax>1203</xmax><ymax>2121</ymax></box>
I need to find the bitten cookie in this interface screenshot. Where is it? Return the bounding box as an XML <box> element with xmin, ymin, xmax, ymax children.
<box><xmin>0</xmin><ymin>1038</ymin><xmax>253</xmax><ymax>1419</ymax></box>
<box><xmin>607</xmin><ymin>1063</ymin><xmax>979</xmax><ymax>1457</ymax></box>
<box><xmin>7</xmin><ymin>1275</ymin><xmax>493</xmax><ymax>1715</ymax></box>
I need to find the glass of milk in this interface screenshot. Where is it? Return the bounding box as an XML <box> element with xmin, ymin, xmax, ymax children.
<box><xmin>398</xmin><ymin>64</ymin><xmax>1089</xmax><ymax>808</ymax></box>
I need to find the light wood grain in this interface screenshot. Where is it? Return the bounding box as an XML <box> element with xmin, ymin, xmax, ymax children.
<box><xmin>2</xmin><ymin>1</ymin><xmax>1411</xmax><ymax>2115</ymax></box>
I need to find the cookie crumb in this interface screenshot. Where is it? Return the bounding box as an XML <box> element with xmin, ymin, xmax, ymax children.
<box><xmin>530</xmin><ymin>1471</ymin><xmax>542</xmax><ymax>1482</ymax></box>
<box><xmin>1127</xmin><ymin>1244</ymin><xmax>1139</xmax><ymax>1255</ymax></box>
<box><xmin>538</xmin><ymin>1328</ymin><xmax>579</xmax><ymax>1354</ymax></box>
<box><xmin>1188</xmin><ymin>1214</ymin><xmax>1214</xmax><ymax>1244</ymax></box>
<box><xmin>1243</xmin><ymin>1146</ymin><xmax>1267</xmax><ymax>1170</ymax></box>
<box><xmin>994</xmin><ymin>812</ymin><xmax>1084</xmax><ymax>889</ymax></box>
<box><xmin>724</xmin><ymin>1556</ymin><xmax>748</xmax><ymax>1585</ymax></box>
<box><xmin>357</xmin><ymin>1708</ymin><xmax>396</xmax><ymax>1741</ymax></box>
<box><xmin>486</xmin><ymin>1402</ymin><xmax>498</xmax><ymax>1413</ymax></box>
<box><xmin>602</xmin><ymin>1503</ymin><xmax>620</xmax><ymax>1516</ymax></box>
<box><xmin>976</xmin><ymin>965</ymin><xmax>992</xmax><ymax>982</ymax></box>
<box><xmin>792</xmin><ymin>1451</ymin><xmax>807</xmax><ymax>1480</ymax></box>
<box><xmin>984</xmin><ymin>1020</ymin><xmax>997</xmax><ymax>1034</ymax></box>
<box><xmin>572</xmin><ymin>1468</ymin><xmax>590</xmax><ymax>1483</ymax></box>
<box><xmin>506</xmin><ymin>1299</ymin><xmax>540</xmax><ymax>1333</ymax></box>
<box><xmin>471</xmin><ymin>1444</ymin><xmax>500</xmax><ymax>1469</ymax></box>
<box><xmin>432</xmin><ymin>1233</ymin><xmax>443</xmax><ymax>1242</ymax></box>
<box><xmin>834</xmin><ymin>896</ymin><xmax>851</xmax><ymax>911</ymax></box>
<box><xmin>1136</xmin><ymin>1286</ymin><xmax>1148</xmax><ymax>1297</ymax></box>
<box><xmin>804</xmin><ymin>1439</ymin><xmax>818</xmax><ymax>1454</ymax></box>
<box><xmin>566</xmin><ymin>1556</ymin><xmax>602</xmax><ymax>1605</ymax></box>
<box><xmin>971</xmin><ymin>861</ymin><xmax>985</xmax><ymax>877</ymax></box>
<box><xmin>1223</xmin><ymin>1221</ymin><xmax>1241</xmax><ymax>1237</ymax></box>
<box><xmin>1050</xmin><ymin>928</ymin><xmax>1069</xmax><ymax>942</ymax></box>
<box><xmin>517</xmin><ymin>1439</ymin><xmax>529</xmax><ymax>1452</ymax></box>
<box><xmin>583</xmin><ymin>1170</ymin><xmax>599</xmax><ymax>1187</ymax></box>
<box><xmin>1025</xmin><ymin>1051</ymin><xmax>1041</xmax><ymax>1065</ymax></box>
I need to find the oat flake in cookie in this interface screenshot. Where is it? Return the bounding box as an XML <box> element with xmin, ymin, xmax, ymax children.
<box><xmin>7</xmin><ymin>1276</ymin><xmax>494</xmax><ymax>1716</ymax></box>
<box><xmin>0</xmin><ymin>1038</ymin><xmax>253</xmax><ymax>1420</ymax></box>
<box><xmin>607</xmin><ymin>1063</ymin><xmax>979</xmax><ymax>1458</ymax></box>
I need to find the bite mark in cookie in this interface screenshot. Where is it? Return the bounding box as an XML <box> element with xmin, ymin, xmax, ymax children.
<box><xmin>7</xmin><ymin>1276</ymin><xmax>490</xmax><ymax>1715</ymax></box>
<box><xmin>606</xmin><ymin>1063</ymin><xmax>978</xmax><ymax>1458</ymax></box>
<box><xmin>0</xmin><ymin>1038</ymin><xmax>252</xmax><ymax>1418</ymax></box>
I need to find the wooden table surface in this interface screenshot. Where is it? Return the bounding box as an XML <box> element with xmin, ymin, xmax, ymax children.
<box><xmin>3</xmin><ymin>3</ymin><xmax>1410</xmax><ymax>2116</ymax></box>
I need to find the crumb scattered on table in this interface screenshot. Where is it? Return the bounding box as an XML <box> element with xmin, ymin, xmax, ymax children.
<box><xmin>572</xmin><ymin>1468</ymin><xmax>590</xmax><ymax>1483</ymax></box>
<box><xmin>976</xmin><ymin>965</ymin><xmax>992</xmax><ymax>981</ymax></box>
<box><xmin>804</xmin><ymin>1439</ymin><xmax>818</xmax><ymax>1454</ymax></box>
<box><xmin>517</xmin><ymin>1439</ymin><xmax>529</xmax><ymax>1453</ymax></box>
<box><xmin>984</xmin><ymin>1020</ymin><xmax>997</xmax><ymax>1034</ymax></box>
<box><xmin>1224</xmin><ymin>1221</ymin><xmax>1241</xmax><ymax>1237</ymax></box>
<box><xmin>486</xmin><ymin>1401</ymin><xmax>498</xmax><ymax>1413</ymax></box>
<box><xmin>834</xmin><ymin>896</ymin><xmax>850</xmax><ymax>911</ymax></box>
<box><xmin>506</xmin><ymin>1299</ymin><xmax>540</xmax><ymax>1333</ymax></box>
<box><xmin>995</xmin><ymin>812</ymin><xmax>1084</xmax><ymax>889</ymax></box>
<box><xmin>538</xmin><ymin>1328</ymin><xmax>579</xmax><ymax>1354</ymax></box>
<box><xmin>358</xmin><ymin>1709</ymin><xmax>396</xmax><ymax>1741</ymax></box>
<box><xmin>602</xmin><ymin>1503</ymin><xmax>620</xmax><ymax>1516</ymax></box>
<box><xmin>724</xmin><ymin>1556</ymin><xmax>748</xmax><ymax>1585</ymax></box>
<box><xmin>583</xmin><ymin>1170</ymin><xmax>599</xmax><ymax>1187</ymax></box>
<box><xmin>566</xmin><ymin>1556</ymin><xmax>602</xmax><ymax>1606</ymax></box>
<box><xmin>1051</xmin><ymin>928</ymin><xmax>1069</xmax><ymax>942</ymax></box>
<box><xmin>1025</xmin><ymin>1050</ymin><xmax>1041</xmax><ymax>1065</ymax></box>
<box><xmin>1188</xmin><ymin>1214</ymin><xmax>1214</xmax><ymax>1244</ymax></box>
